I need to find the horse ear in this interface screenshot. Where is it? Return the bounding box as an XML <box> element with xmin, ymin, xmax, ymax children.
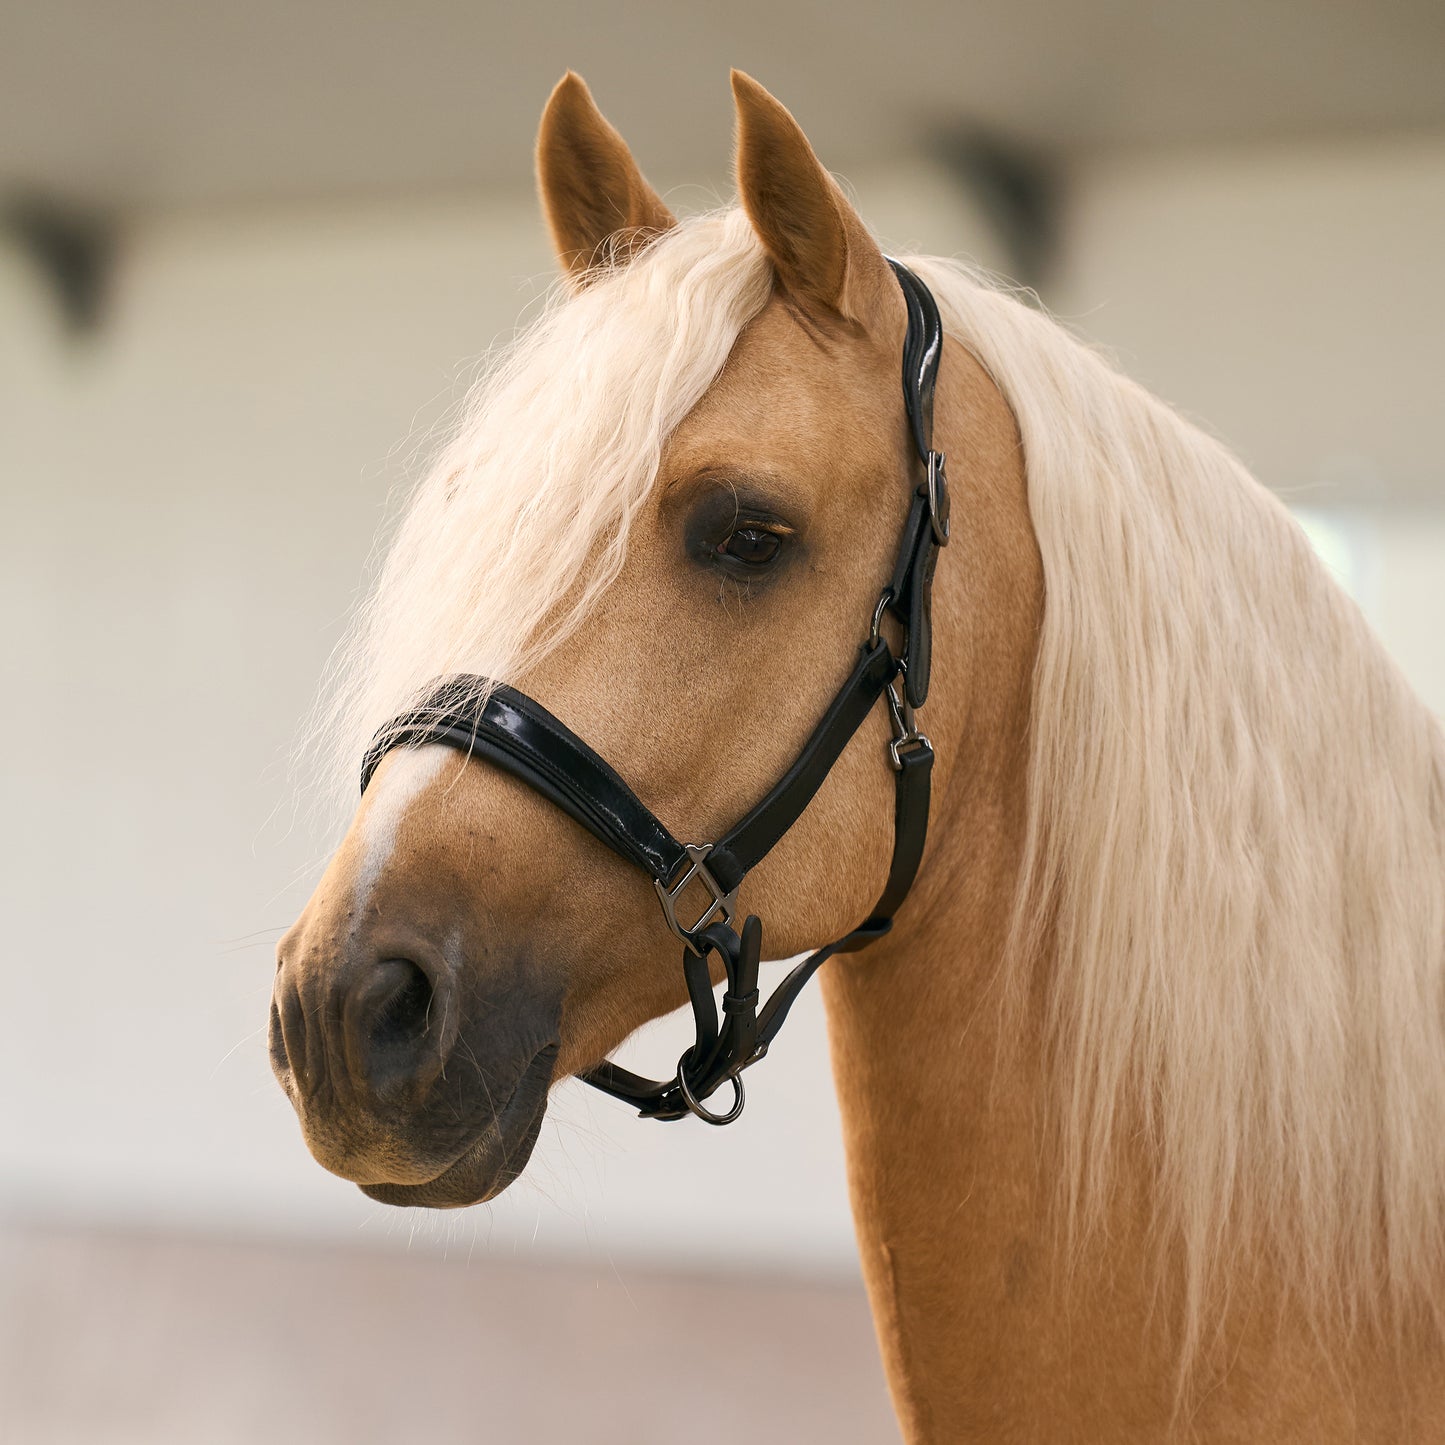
<box><xmin>536</xmin><ymin>72</ymin><xmax>677</xmax><ymax>283</ymax></box>
<box><xmin>730</xmin><ymin>70</ymin><xmax>893</xmax><ymax>326</ymax></box>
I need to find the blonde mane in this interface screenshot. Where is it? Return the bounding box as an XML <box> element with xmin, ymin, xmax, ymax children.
<box><xmin>907</xmin><ymin>254</ymin><xmax>1445</xmax><ymax>1351</ymax></box>
<box><xmin>320</xmin><ymin>207</ymin><xmax>1445</xmax><ymax>1351</ymax></box>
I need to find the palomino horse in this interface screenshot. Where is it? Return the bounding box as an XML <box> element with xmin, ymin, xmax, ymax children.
<box><xmin>272</xmin><ymin>72</ymin><xmax>1445</xmax><ymax>1441</ymax></box>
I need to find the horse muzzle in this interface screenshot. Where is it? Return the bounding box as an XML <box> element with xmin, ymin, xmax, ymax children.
<box><xmin>269</xmin><ymin>919</ymin><xmax>561</xmax><ymax>1206</ymax></box>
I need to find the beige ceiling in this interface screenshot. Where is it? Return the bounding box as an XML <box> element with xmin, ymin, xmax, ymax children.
<box><xmin>6</xmin><ymin>0</ymin><xmax>1445</xmax><ymax>210</ymax></box>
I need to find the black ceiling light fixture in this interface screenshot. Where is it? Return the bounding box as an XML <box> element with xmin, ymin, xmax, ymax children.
<box><xmin>934</xmin><ymin>128</ymin><xmax>1061</xmax><ymax>293</ymax></box>
<box><xmin>1</xmin><ymin>191</ymin><xmax>117</xmax><ymax>335</ymax></box>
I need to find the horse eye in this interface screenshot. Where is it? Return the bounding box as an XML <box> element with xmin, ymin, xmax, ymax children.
<box><xmin>717</xmin><ymin>526</ymin><xmax>782</xmax><ymax>566</ymax></box>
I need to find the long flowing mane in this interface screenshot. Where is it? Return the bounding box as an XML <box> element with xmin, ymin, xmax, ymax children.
<box><xmin>319</xmin><ymin>206</ymin><xmax>1445</xmax><ymax>1354</ymax></box>
<box><xmin>908</xmin><ymin>254</ymin><xmax>1445</xmax><ymax>1353</ymax></box>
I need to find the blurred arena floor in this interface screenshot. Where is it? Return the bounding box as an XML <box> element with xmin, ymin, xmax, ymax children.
<box><xmin>1</xmin><ymin>1220</ymin><xmax>899</xmax><ymax>1445</ymax></box>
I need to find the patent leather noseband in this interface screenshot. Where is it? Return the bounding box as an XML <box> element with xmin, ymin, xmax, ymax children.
<box><xmin>361</xmin><ymin>259</ymin><xmax>949</xmax><ymax>1125</ymax></box>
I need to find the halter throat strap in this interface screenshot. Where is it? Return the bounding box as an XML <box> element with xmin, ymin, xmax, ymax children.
<box><xmin>360</xmin><ymin>259</ymin><xmax>949</xmax><ymax>1125</ymax></box>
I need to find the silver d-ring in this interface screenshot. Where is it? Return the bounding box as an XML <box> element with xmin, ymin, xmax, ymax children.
<box><xmin>927</xmin><ymin>452</ymin><xmax>950</xmax><ymax>545</ymax></box>
<box><xmin>675</xmin><ymin>1056</ymin><xmax>745</xmax><ymax>1126</ymax></box>
<box><xmin>869</xmin><ymin>589</ymin><xmax>893</xmax><ymax>649</ymax></box>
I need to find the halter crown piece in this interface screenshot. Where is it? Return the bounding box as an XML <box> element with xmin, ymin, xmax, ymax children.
<box><xmin>362</xmin><ymin>260</ymin><xmax>949</xmax><ymax>1125</ymax></box>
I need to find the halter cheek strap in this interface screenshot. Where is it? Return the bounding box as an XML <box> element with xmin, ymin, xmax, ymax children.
<box><xmin>361</xmin><ymin>259</ymin><xmax>949</xmax><ymax>1125</ymax></box>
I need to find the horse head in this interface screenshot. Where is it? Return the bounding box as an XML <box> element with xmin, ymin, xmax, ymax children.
<box><xmin>269</xmin><ymin>72</ymin><xmax>1021</xmax><ymax>1206</ymax></box>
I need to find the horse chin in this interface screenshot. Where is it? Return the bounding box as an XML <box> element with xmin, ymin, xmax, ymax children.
<box><xmin>359</xmin><ymin>1042</ymin><xmax>556</xmax><ymax>1210</ymax></box>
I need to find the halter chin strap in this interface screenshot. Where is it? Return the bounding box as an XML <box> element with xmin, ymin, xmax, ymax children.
<box><xmin>361</xmin><ymin>259</ymin><xmax>949</xmax><ymax>1125</ymax></box>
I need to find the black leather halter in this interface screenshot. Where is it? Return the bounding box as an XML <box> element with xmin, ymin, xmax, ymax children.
<box><xmin>361</xmin><ymin>259</ymin><xmax>949</xmax><ymax>1125</ymax></box>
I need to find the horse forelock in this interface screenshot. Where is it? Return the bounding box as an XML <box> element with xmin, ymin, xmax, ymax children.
<box><xmin>308</xmin><ymin>209</ymin><xmax>772</xmax><ymax>811</ymax></box>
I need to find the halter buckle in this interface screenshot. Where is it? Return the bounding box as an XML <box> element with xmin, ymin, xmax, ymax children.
<box><xmin>654</xmin><ymin>843</ymin><xmax>739</xmax><ymax>955</ymax></box>
<box><xmin>927</xmin><ymin>452</ymin><xmax>950</xmax><ymax>546</ymax></box>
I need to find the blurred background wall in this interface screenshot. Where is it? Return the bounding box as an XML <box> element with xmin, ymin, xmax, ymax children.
<box><xmin>2</xmin><ymin>4</ymin><xmax>1442</xmax><ymax>1442</ymax></box>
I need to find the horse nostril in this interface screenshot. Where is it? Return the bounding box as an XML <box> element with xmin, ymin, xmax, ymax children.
<box><xmin>369</xmin><ymin>958</ymin><xmax>435</xmax><ymax>1052</ymax></box>
<box><xmin>350</xmin><ymin>956</ymin><xmax>448</xmax><ymax>1104</ymax></box>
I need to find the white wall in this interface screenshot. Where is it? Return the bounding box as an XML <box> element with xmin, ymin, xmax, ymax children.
<box><xmin>1053</xmin><ymin>135</ymin><xmax>1445</xmax><ymax>504</ymax></box>
<box><xmin>2</xmin><ymin>142</ymin><xmax>1441</xmax><ymax>1276</ymax></box>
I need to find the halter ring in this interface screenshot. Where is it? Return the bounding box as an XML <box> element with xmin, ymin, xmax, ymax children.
<box><xmin>926</xmin><ymin>451</ymin><xmax>951</xmax><ymax>545</ymax></box>
<box><xmin>676</xmin><ymin>1057</ymin><xmax>746</xmax><ymax>1126</ymax></box>
<box><xmin>869</xmin><ymin>589</ymin><xmax>893</xmax><ymax>650</ymax></box>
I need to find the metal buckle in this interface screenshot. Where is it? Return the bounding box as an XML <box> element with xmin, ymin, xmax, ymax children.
<box><xmin>889</xmin><ymin>732</ymin><xmax>934</xmax><ymax>770</ymax></box>
<box><xmin>885</xmin><ymin>674</ymin><xmax>932</xmax><ymax>771</ymax></box>
<box><xmin>654</xmin><ymin>843</ymin><xmax>739</xmax><ymax>954</ymax></box>
<box><xmin>927</xmin><ymin>452</ymin><xmax>950</xmax><ymax>545</ymax></box>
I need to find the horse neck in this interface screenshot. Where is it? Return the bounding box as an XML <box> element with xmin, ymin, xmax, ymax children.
<box><xmin>818</xmin><ymin>895</ymin><xmax>1050</xmax><ymax>1442</ymax></box>
<box><xmin>814</xmin><ymin>367</ymin><xmax>1100</xmax><ymax>1434</ymax></box>
<box><xmin>814</xmin><ymin>485</ymin><xmax>1211</xmax><ymax>1432</ymax></box>
<box><xmin>811</xmin><ymin>334</ymin><xmax>1215</xmax><ymax>1433</ymax></box>
<box><xmin>816</xmin><ymin>609</ymin><xmax>1087</xmax><ymax>1439</ymax></box>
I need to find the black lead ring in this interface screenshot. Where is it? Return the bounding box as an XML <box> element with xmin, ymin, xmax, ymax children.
<box><xmin>675</xmin><ymin>1055</ymin><xmax>746</xmax><ymax>1126</ymax></box>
